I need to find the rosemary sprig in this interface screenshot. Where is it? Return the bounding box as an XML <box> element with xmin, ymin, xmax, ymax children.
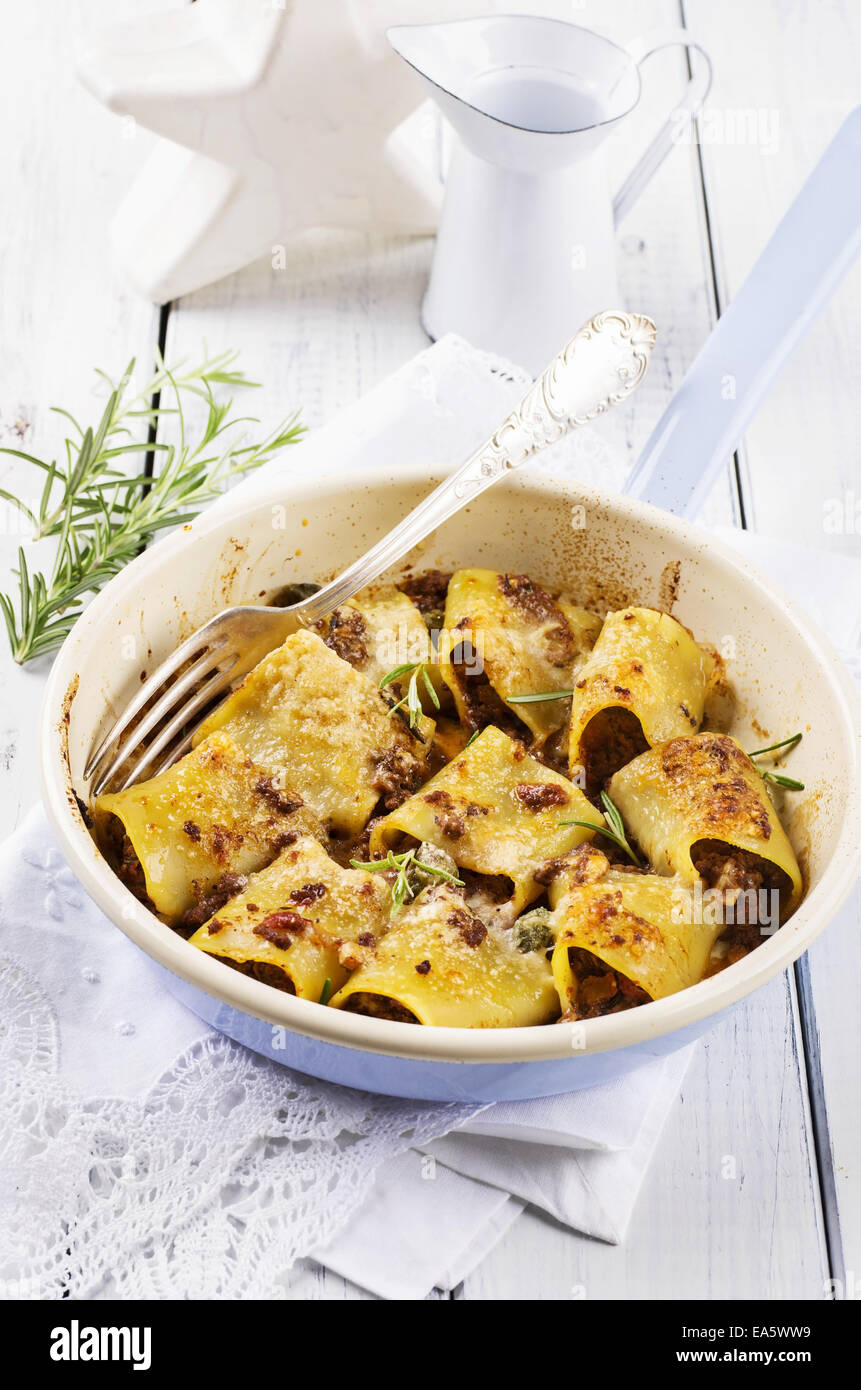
<box><xmin>379</xmin><ymin>662</ymin><xmax>440</xmax><ymax>729</ymax></box>
<box><xmin>560</xmin><ymin>791</ymin><xmax>641</xmax><ymax>866</ymax></box>
<box><xmin>505</xmin><ymin>688</ymin><xmax>574</xmax><ymax>704</ymax></box>
<box><xmin>350</xmin><ymin>847</ymin><xmax>464</xmax><ymax>919</ymax></box>
<box><xmin>760</xmin><ymin>772</ymin><xmax>805</xmax><ymax>790</ymax></box>
<box><xmin>749</xmin><ymin>732</ymin><xmax>804</xmax><ymax>790</ymax></box>
<box><xmin>464</xmin><ymin>729</ymin><xmax>481</xmax><ymax>749</ymax></box>
<box><xmin>318</xmin><ymin>978</ymin><xmax>333</xmax><ymax>1006</ymax></box>
<box><xmin>0</xmin><ymin>350</ymin><xmax>304</xmax><ymax>663</ymax></box>
<box><xmin>749</xmin><ymin>732</ymin><xmax>802</xmax><ymax>757</ymax></box>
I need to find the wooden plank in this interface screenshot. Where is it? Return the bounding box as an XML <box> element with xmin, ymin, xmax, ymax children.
<box><xmin>682</xmin><ymin>0</ymin><xmax>861</xmax><ymax>548</ymax></box>
<box><xmin>684</xmin><ymin>0</ymin><xmax>861</xmax><ymax>1291</ymax></box>
<box><xmin>0</xmin><ymin>0</ymin><xmax>162</xmax><ymax>837</ymax></box>
<box><xmin>162</xmin><ymin>230</ymin><xmax>434</xmax><ymax>435</ymax></box>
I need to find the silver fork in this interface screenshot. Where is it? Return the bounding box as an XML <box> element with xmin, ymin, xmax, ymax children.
<box><xmin>86</xmin><ymin>310</ymin><xmax>656</xmax><ymax>796</ymax></box>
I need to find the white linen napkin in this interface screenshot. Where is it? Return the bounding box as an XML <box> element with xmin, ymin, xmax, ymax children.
<box><xmin>1</xmin><ymin>335</ymin><xmax>857</xmax><ymax>1300</ymax></box>
<box><xmin>315</xmin><ymin>1047</ymin><xmax>693</xmax><ymax>1297</ymax></box>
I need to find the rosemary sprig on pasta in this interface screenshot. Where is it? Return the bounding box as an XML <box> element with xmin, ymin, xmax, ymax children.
<box><xmin>505</xmin><ymin>688</ymin><xmax>574</xmax><ymax>704</ymax></box>
<box><xmin>379</xmin><ymin>661</ymin><xmax>440</xmax><ymax>729</ymax></box>
<box><xmin>350</xmin><ymin>846</ymin><xmax>464</xmax><ymax>918</ymax></box>
<box><xmin>560</xmin><ymin>791</ymin><xmax>641</xmax><ymax>866</ymax></box>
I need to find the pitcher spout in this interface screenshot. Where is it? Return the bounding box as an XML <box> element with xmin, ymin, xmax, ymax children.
<box><xmin>388</xmin><ymin>16</ymin><xmax>640</xmax><ymax>169</ymax></box>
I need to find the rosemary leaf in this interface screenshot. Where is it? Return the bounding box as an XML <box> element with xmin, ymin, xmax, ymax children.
<box><xmin>560</xmin><ymin>792</ymin><xmax>640</xmax><ymax>866</ymax></box>
<box><xmin>350</xmin><ymin>847</ymin><xmax>464</xmax><ymax>919</ymax></box>
<box><xmin>421</xmin><ymin>664</ymin><xmax>441</xmax><ymax>710</ymax></box>
<box><xmin>505</xmin><ymin>688</ymin><xmax>575</xmax><ymax>704</ymax></box>
<box><xmin>762</xmin><ymin>771</ymin><xmax>805</xmax><ymax>791</ymax></box>
<box><xmin>379</xmin><ymin>661</ymin><xmax>437</xmax><ymax>729</ymax></box>
<box><xmin>749</xmin><ymin>732</ymin><xmax>803</xmax><ymax>758</ymax></box>
<box><xmin>749</xmin><ymin>732</ymin><xmax>804</xmax><ymax>790</ymax></box>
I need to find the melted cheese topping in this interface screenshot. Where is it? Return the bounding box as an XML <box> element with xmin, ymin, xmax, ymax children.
<box><xmin>316</xmin><ymin>584</ymin><xmax>448</xmax><ymax>711</ymax></box>
<box><xmin>332</xmin><ymin>883</ymin><xmax>558</xmax><ymax>1027</ymax></box>
<box><xmin>96</xmin><ymin>731</ymin><xmax>321</xmax><ymax>920</ymax></box>
<box><xmin>568</xmin><ymin>607</ymin><xmax>714</xmax><ymax>773</ymax></box>
<box><xmin>607</xmin><ymin>732</ymin><xmax>803</xmax><ymax>908</ymax></box>
<box><xmin>369</xmin><ymin>725</ymin><xmax>604</xmax><ymax>912</ymax></box>
<box><xmin>440</xmin><ymin>568</ymin><xmax>601</xmax><ymax>743</ymax></box>
<box><xmin>193</xmin><ymin>630</ymin><xmax>433</xmax><ymax>836</ymax></box>
<box><xmin>190</xmin><ymin>835</ymin><xmax>389</xmax><ymax>999</ymax></box>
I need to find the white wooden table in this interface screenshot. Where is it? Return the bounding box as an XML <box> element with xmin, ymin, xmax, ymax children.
<box><xmin>1</xmin><ymin>0</ymin><xmax>858</xmax><ymax>1300</ymax></box>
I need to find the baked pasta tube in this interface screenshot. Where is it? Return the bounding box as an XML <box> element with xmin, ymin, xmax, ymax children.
<box><xmin>331</xmin><ymin>883</ymin><xmax>559</xmax><ymax>1026</ymax></box>
<box><xmin>96</xmin><ymin>731</ymin><xmax>321</xmax><ymax>922</ymax></box>
<box><xmin>439</xmin><ymin>568</ymin><xmax>601</xmax><ymax>744</ymax></box>
<box><xmin>568</xmin><ymin>606</ymin><xmax>714</xmax><ymax>790</ymax></box>
<box><xmin>192</xmin><ymin>630</ymin><xmax>433</xmax><ymax>837</ymax></box>
<box><xmin>369</xmin><ymin>725</ymin><xmax>604</xmax><ymax>913</ymax></box>
<box><xmin>607</xmin><ymin>733</ymin><xmax>803</xmax><ymax>917</ymax></box>
<box><xmin>315</xmin><ymin>583</ymin><xmax>447</xmax><ymax>710</ymax></box>
<box><xmin>189</xmin><ymin>835</ymin><xmax>389</xmax><ymax>998</ymax></box>
<box><xmin>544</xmin><ymin>844</ymin><xmax>718</xmax><ymax>1017</ymax></box>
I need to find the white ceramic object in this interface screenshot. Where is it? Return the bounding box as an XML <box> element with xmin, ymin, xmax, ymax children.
<box><xmin>388</xmin><ymin>16</ymin><xmax>712</xmax><ymax>373</ymax></box>
<box><xmin>75</xmin><ymin>0</ymin><xmax>467</xmax><ymax>303</ymax></box>
<box><xmin>41</xmin><ymin>467</ymin><xmax>861</xmax><ymax>1101</ymax></box>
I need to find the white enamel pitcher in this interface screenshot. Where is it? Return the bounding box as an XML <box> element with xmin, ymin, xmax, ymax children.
<box><xmin>389</xmin><ymin>15</ymin><xmax>712</xmax><ymax>374</ymax></box>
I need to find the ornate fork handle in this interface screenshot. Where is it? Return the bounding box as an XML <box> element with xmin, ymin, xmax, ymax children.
<box><xmin>302</xmin><ymin>310</ymin><xmax>656</xmax><ymax>622</ymax></box>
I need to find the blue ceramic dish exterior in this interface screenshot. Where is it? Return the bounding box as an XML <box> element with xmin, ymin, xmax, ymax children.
<box><xmin>158</xmin><ymin>964</ymin><xmax>729</xmax><ymax>1101</ymax></box>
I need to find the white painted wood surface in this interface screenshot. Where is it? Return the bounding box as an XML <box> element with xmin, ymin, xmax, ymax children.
<box><xmin>0</xmin><ymin>0</ymin><xmax>856</xmax><ymax>1300</ymax></box>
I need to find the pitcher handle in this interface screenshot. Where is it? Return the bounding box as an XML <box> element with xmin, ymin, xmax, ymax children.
<box><xmin>613</xmin><ymin>28</ymin><xmax>712</xmax><ymax>224</ymax></box>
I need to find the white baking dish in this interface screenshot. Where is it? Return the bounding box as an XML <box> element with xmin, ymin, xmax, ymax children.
<box><xmin>39</xmin><ymin>465</ymin><xmax>861</xmax><ymax>1100</ymax></box>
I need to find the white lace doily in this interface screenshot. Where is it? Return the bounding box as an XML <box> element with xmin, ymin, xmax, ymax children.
<box><xmin>0</xmin><ymin>970</ymin><xmax>473</xmax><ymax>1299</ymax></box>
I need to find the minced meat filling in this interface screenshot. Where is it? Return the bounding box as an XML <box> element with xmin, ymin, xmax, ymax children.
<box><xmin>450</xmin><ymin>656</ymin><xmax>529</xmax><ymax>740</ymax></box>
<box><xmin>373</xmin><ymin>745</ymin><xmax>424</xmax><ymax>810</ymax></box>
<box><xmin>564</xmin><ymin>947</ymin><xmax>651</xmax><ymax>1020</ymax></box>
<box><xmin>321</xmin><ymin>607</ymin><xmax>369</xmax><ymax>667</ymax></box>
<box><xmin>100</xmin><ymin>817</ymin><xmax>151</xmax><ymax>906</ymax></box>
<box><xmin>397</xmin><ymin>569</ymin><xmax>451</xmax><ymax>615</ymax></box>
<box><xmin>691</xmin><ymin>839</ymin><xmax>790</xmax><ymax>902</ymax></box>
<box><xmin>342</xmin><ymin>993</ymin><xmax>419</xmax><ymax>1023</ymax></box>
<box><xmin>117</xmin><ymin>832</ymin><xmax>150</xmax><ymax>903</ymax></box>
<box><xmin>178</xmin><ymin>871</ymin><xmax>249</xmax><ymax>933</ymax></box>
<box><xmin>578</xmin><ymin>707</ymin><xmax>649</xmax><ymax>793</ymax></box>
<box><xmin>215</xmin><ymin>956</ymin><xmax>297</xmax><ymax>994</ymax></box>
<box><xmin>692</xmin><ymin>839</ymin><xmax>793</xmax><ymax>962</ymax></box>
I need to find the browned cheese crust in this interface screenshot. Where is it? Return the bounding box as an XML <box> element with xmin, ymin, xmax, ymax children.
<box><xmin>659</xmin><ymin>734</ymin><xmax>772</xmax><ymax>841</ymax></box>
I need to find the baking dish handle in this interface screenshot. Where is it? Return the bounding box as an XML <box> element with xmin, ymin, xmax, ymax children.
<box><xmin>624</xmin><ymin>105</ymin><xmax>861</xmax><ymax>519</ymax></box>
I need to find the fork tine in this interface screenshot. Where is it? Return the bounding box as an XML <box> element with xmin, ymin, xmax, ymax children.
<box><xmin>83</xmin><ymin>624</ymin><xmax>229</xmax><ymax>782</ymax></box>
<box><xmin>144</xmin><ymin>729</ymin><xmax>196</xmax><ymax>782</ymax></box>
<box><xmin>88</xmin><ymin>645</ymin><xmax>236</xmax><ymax>795</ymax></box>
<box><xmin>102</xmin><ymin>666</ymin><xmax>237</xmax><ymax>795</ymax></box>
